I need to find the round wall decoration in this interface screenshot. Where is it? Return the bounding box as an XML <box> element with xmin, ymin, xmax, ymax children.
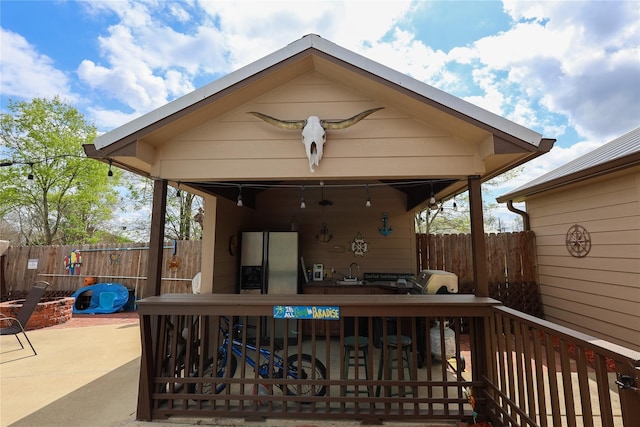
<box><xmin>565</xmin><ymin>224</ymin><xmax>591</xmax><ymax>258</ymax></box>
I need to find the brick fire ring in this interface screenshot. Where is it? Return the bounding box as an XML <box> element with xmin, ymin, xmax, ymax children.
<box><xmin>0</xmin><ymin>297</ymin><xmax>74</xmax><ymax>330</ymax></box>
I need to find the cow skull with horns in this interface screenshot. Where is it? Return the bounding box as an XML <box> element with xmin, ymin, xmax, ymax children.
<box><xmin>248</xmin><ymin>107</ymin><xmax>384</xmax><ymax>172</ymax></box>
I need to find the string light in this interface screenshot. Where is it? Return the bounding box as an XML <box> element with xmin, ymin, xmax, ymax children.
<box><xmin>175</xmin><ymin>181</ymin><xmax>182</xmax><ymax>199</ymax></box>
<box><xmin>365</xmin><ymin>184</ymin><xmax>372</xmax><ymax>207</ymax></box>
<box><xmin>453</xmin><ymin>196</ymin><xmax>458</xmax><ymax>211</ymax></box>
<box><xmin>107</xmin><ymin>159</ymin><xmax>113</xmax><ymax>177</ymax></box>
<box><xmin>236</xmin><ymin>185</ymin><xmax>243</xmax><ymax>207</ymax></box>
<box><xmin>27</xmin><ymin>163</ymin><xmax>34</xmax><ymax>180</ymax></box>
<box><xmin>160</xmin><ymin>179</ymin><xmax>457</xmax><ymax>208</ymax></box>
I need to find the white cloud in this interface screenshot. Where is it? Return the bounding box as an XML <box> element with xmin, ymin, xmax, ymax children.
<box><xmin>456</xmin><ymin>1</ymin><xmax>640</xmax><ymax>141</ymax></box>
<box><xmin>4</xmin><ymin>0</ymin><xmax>638</xmax><ymax>145</ymax></box>
<box><xmin>76</xmin><ymin>1</ymin><xmax>227</xmax><ymax>121</ymax></box>
<box><xmin>196</xmin><ymin>0</ymin><xmax>414</xmax><ymax>69</ymax></box>
<box><xmin>87</xmin><ymin>106</ymin><xmax>141</xmax><ymax>132</ymax></box>
<box><xmin>0</xmin><ymin>29</ymin><xmax>76</xmax><ymax>103</ymax></box>
<box><xmin>493</xmin><ymin>138</ymin><xmax>607</xmax><ymax>195</ymax></box>
<box><xmin>73</xmin><ymin>0</ymin><xmax>415</xmax><ymax>127</ymax></box>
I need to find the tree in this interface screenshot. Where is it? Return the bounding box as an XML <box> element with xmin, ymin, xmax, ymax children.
<box><xmin>164</xmin><ymin>187</ymin><xmax>203</xmax><ymax>240</ymax></box>
<box><xmin>0</xmin><ymin>97</ymin><xmax>121</xmax><ymax>245</ymax></box>
<box><xmin>415</xmin><ymin>168</ymin><xmax>525</xmax><ymax>234</ymax></box>
<box><xmin>122</xmin><ymin>175</ymin><xmax>204</xmax><ymax>241</ymax></box>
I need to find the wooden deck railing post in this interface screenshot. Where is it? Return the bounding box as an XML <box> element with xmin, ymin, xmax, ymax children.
<box><xmin>137</xmin><ymin>313</ymin><xmax>155</xmax><ymax>421</ymax></box>
<box><xmin>617</xmin><ymin>364</ymin><xmax>640</xmax><ymax>426</ymax></box>
<box><xmin>471</xmin><ymin>313</ymin><xmax>491</xmax><ymax>422</ymax></box>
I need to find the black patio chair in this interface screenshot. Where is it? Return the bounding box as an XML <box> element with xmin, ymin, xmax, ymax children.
<box><xmin>1</xmin><ymin>281</ymin><xmax>50</xmax><ymax>356</ymax></box>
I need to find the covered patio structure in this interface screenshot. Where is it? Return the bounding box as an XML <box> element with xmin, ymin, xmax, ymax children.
<box><xmin>84</xmin><ymin>35</ymin><xmax>639</xmax><ymax>425</ymax></box>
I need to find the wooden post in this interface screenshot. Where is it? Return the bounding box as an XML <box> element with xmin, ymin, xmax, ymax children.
<box><xmin>468</xmin><ymin>175</ymin><xmax>491</xmax><ymax>421</ymax></box>
<box><xmin>136</xmin><ymin>312</ymin><xmax>155</xmax><ymax>420</ymax></box>
<box><xmin>468</xmin><ymin>176</ymin><xmax>488</xmax><ymax>297</ymax></box>
<box><xmin>146</xmin><ymin>179</ymin><xmax>167</xmax><ymax>297</ymax></box>
<box><xmin>617</xmin><ymin>364</ymin><xmax>640</xmax><ymax>427</ymax></box>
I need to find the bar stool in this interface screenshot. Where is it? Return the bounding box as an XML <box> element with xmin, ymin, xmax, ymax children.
<box><xmin>376</xmin><ymin>335</ymin><xmax>414</xmax><ymax>397</ymax></box>
<box><xmin>343</xmin><ymin>336</ymin><xmax>370</xmax><ymax>395</ymax></box>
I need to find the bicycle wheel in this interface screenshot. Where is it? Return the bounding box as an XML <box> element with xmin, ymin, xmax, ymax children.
<box><xmin>281</xmin><ymin>354</ymin><xmax>327</xmax><ymax>399</ymax></box>
<box><xmin>190</xmin><ymin>351</ymin><xmax>237</xmax><ymax>394</ymax></box>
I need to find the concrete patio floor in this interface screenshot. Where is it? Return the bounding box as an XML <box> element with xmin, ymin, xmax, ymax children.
<box><xmin>0</xmin><ymin>313</ymin><xmax>449</xmax><ymax>427</ymax></box>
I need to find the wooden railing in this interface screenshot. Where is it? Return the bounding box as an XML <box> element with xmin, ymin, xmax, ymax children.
<box><xmin>484</xmin><ymin>306</ymin><xmax>640</xmax><ymax>427</ymax></box>
<box><xmin>136</xmin><ymin>294</ymin><xmax>640</xmax><ymax>425</ymax></box>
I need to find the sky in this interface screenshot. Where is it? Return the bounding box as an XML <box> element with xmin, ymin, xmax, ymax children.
<box><xmin>1</xmin><ymin>0</ymin><xmax>640</xmax><ymax>228</ymax></box>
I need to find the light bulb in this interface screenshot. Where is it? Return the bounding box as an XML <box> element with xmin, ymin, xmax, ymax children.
<box><xmin>365</xmin><ymin>184</ymin><xmax>372</xmax><ymax>207</ymax></box>
<box><xmin>27</xmin><ymin>163</ymin><xmax>34</xmax><ymax>180</ymax></box>
<box><xmin>237</xmin><ymin>186</ymin><xmax>243</xmax><ymax>207</ymax></box>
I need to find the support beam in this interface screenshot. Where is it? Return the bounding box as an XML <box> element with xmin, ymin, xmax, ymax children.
<box><xmin>146</xmin><ymin>179</ymin><xmax>167</xmax><ymax>297</ymax></box>
<box><xmin>468</xmin><ymin>176</ymin><xmax>488</xmax><ymax>297</ymax></box>
<box><xmin>468</xmin><ymin>176</ymin><xmax>491</xmax><ymax>422</ymax></box>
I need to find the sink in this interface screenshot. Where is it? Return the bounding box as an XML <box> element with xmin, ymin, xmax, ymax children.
<box><xmin>335</xmin><ymin>279</ymin><xmax>363</xmax><ymax>285</ymax></box>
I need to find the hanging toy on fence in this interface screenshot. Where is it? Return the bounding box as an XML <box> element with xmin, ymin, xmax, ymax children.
<box><xmin>64</xmin><ymin>250</ymin><xmax>83</xmax><ymax>275</ymax></box>
<box><xmin>167</xmin><ymin>240</ymin><xmax>181</xmax><ymax>272</ymax></box>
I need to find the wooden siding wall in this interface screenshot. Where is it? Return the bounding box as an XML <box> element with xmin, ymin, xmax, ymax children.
<box><xmin>525</xmin><ymin>168</ymin><xmax>640</xmax><ymax>351</ymax></box>
<box><xmin>211</xmin><ymin>195</ymin><xmax>256</xmax><ymax>294</ymax></box>
<box><xmin>417</xmin><ymin>231</ymin><xmax>543</xmax><ymax>317</ymax></box>
<box><xmin>2</xmin><ymin>241</ymin><xmax>201</xmax><ymax>297</ymax></box>
<box><xmin>161</xmin><ymin>71</ymin><xmax>484</xmax><ymax>181</ymax></box>
<box><xmin>253</xmin><ymin>186</ymin><xmax>416</xmax><ymax>279</ymax></box>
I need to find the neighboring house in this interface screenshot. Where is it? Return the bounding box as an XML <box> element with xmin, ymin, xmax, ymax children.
<box><xmin>497</xmin><ymin>127</ymin><xmax>640</xmax><ymax>351</ymax></box>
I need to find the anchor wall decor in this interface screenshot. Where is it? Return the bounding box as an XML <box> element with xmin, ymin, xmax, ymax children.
<box><xmin>316</xmin><ymin>222</ymin><xmax>333</xmax><ymax>243</ymax></box>
<box><xmin>378</xmin><ymin>212</ymin><xmax>393</xmax><ymax>236</ymax></box>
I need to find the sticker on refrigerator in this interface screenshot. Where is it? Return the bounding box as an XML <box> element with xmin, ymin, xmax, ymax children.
<box><xmin>273</xmin><ymin>305</ymin><xmax>340</xmax><ymax>320</ymax></box>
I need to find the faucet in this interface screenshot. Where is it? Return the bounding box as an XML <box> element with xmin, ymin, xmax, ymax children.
<box><xmin>349</xmin><ymin>262</ymin><xmax>359</xmax><ymax>279</ymax></box>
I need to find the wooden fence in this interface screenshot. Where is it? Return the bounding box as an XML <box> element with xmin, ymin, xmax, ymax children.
<box><xmin>1</xmin><ymin>240</ymin><xmax>202</xmax><ymax>298</ymax></box>
<box><xmin>2</xmin><ymin>232</ymin><xmax>542</xmax><ymax>317</ymax></box>
<box><xmin>417</xmin><ymin>231</ymin><xmax>542</xmax><ymax>317</ymax></box>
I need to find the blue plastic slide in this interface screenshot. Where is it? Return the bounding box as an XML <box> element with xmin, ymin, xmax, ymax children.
<box><xmin>71</xmin><ymin>283</ymin><xmax>129</xmax><ymax>314</ymax></box>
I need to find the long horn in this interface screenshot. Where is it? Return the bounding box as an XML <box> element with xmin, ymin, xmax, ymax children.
<box><xmin>248</xmin><ymin>112</ymin><xmax>306</xmax><ymax>130</ymax></box>
<box><xmin>321</xmin><ymin>107</ymin><xmax>384</xmax><ymax>130</ymax></box>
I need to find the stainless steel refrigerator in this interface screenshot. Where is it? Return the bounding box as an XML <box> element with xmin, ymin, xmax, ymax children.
<box><xmin>239</xmin><ymin>231</ymin><xmax>299</xmax><ymax>339</ymax></box>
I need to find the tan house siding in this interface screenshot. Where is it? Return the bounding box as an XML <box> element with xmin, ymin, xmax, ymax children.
<box><xmin>526</xmin><ymin>167</ymin><xmax>640</xmax><ymax>351</ymax></box>
<box><xmin>153</xmin><ymin>71</ymin><xmax>486</xmax><ymax>181</ymax></box>
<box><xmin>255</xmin><ymin>185</ymin><xmax>416</xmax><ymax>278</ymax></box>
<box><xmin>210</xmin><ymin>196</ymin><xmax>255</xmax><ymax>294</ymax></box>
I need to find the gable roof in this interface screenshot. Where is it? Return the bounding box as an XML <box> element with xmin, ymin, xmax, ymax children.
<box><xmin>85</xmin><ymin>34</ymin><xmax>554</xmax><ymax>208</ymax></box>
<box><xmin>93</xmin><ymin>34</ymin><xmax>543</xmax><ymax>151</ymax></box>
<box><xmin>497</xmin><ymin>126</ymin><xmax>640</xmax><ymax>203</ymax></box>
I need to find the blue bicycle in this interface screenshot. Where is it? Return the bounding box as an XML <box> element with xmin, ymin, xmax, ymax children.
<box><xmin>190</xmin><ymin>317</ymin><xmax>327</xmax><ymax>399</ymax></box>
